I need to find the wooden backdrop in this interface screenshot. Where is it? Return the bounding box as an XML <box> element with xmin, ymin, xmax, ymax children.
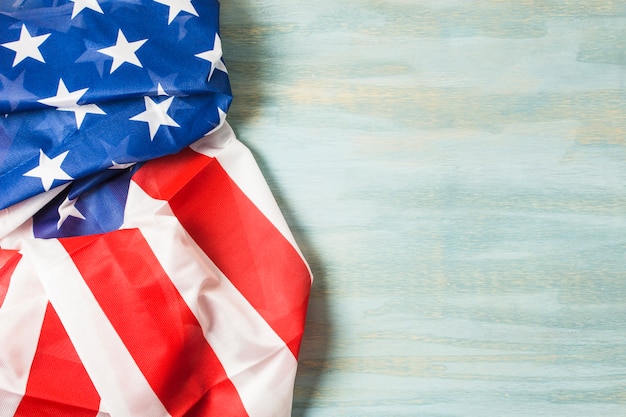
<box><xmin>220</xmin><ymin>1</ymin><xmax>626</xmax><ymax>416</ymax></box>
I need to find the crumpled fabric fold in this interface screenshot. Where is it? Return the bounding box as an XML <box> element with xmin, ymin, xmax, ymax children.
<box><xmin>0</xmin><ymin>1</ymin><xmax>311</xmax><ymax>416</ymax></box>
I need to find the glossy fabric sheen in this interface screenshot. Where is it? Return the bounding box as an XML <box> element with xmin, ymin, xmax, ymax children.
<box><xmin>0</xmin><ymin>126</ymin><xmax>311</xmax><ymax>417</ymax></box>
<box><xmin>0</xmin><ymin>1</ymin><xmax>311</xmax><ymax>414</ymax></box>
<box><xmin>0</xmin><ymin>0</ymin><xmax>231</xmax><ymax>210</ymax></box>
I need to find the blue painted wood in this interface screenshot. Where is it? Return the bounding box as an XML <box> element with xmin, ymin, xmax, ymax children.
<box><xmin>220</xmin><ymin>1</ymin><xmax>626</xmax><ymax>415</ymax></box>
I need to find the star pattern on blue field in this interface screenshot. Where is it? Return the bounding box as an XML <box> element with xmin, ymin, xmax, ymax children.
<box><xmin>1</xmin><ymin>24</ymin><xmax>50</xmax><ymax>67</ymax></box>
<box><xmin>0</xmin><ymin>0</ymin><xmax>231</xmax><ymax>237</ymax></box>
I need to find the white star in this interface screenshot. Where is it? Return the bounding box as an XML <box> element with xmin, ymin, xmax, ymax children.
<box><xmin>129</xmin><ymin>96</ymin><xmax>180</xmax><ymax>140</ymax></box>
<box><xmin>23</xmin><ymin>150</ymin><xmax>73</xmax><ymax>192</ymax></box>
<box><xmin>1</xmin><ymin>24</ymin><xmax>50</xmax><ymax>67</ymax></box>
<box><xmin>157</xmin><ymin>82</ymin><xmax>168</xmax><ymax>96</ymax></box>
<box><xmin>98</xmin><ymin>30</ymin><xmax>147</xmax><ymax>74</ymax></box>
<box><xmin>195</xmin><ymin>34</ymin><xmax>227</xmax><ymax>80</ymax></box>
<box><xmin>109</xmin><ymin>160</ymin><xmax>136</xmax><ymax>170</ymax></box>
<box><xmin>38</xmin><ymin>79</ymin><xmax>106</xmax><ymax>128</ymax></box>
<box><xmin>154</xmin><ymin>0</ymin><xmax>198</xmax><ymax>24</ymax></box>
<box><xmin>57</xmin><ymin>195</ymin><xmax>85</xmax><ymax>229</ymax></box>
<box><xmin>70</xmin><ymin>0</ymin><xmax>103</xmax><ymax>19</ymax></box>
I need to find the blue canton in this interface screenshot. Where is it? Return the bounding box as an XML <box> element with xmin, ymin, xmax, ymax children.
<box><xmin>0</xmin><ymin>0</ymin><xmax>231</xmax><ymax>238</ymax></box>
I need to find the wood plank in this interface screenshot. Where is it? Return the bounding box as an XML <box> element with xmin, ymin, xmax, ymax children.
<box><xmin>221</xmin><ymin>1</ymin><xmax>626</xmax><ymax>415</ymax></box>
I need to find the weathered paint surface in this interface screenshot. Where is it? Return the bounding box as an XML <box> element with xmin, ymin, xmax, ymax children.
<box><xmin>221</xmin><ymin>1</ymin><xmax>626</xmax><ymax>416</ymax></box>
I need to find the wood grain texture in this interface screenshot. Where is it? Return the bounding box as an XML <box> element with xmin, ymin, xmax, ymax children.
<box><xmin>219</xmin><ymin>1</ymin><xmax>626</xmax><ymax>415</ymax></box>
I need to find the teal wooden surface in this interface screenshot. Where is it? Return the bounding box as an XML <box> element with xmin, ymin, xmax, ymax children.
<box><xmin>220</xmin><ymin>1</ymin><xmax>626</xmax><ymax>416</ymax></box>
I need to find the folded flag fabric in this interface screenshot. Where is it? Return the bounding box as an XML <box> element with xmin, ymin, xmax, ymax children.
<box><xmin>0</xmin><ymin>0</ymin><xmax>231</xmax><ymax>212</ymax></box>
<box><xmin>0</xmin><ymin>1</ymin><xmax>311</xmax><ymax>416</ymax></box>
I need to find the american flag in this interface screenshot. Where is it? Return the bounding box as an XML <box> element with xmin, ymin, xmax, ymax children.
<box><xmin>0</xmin><ymin>1</ymin><xmax>311</xmax><ymax>416</ymax></box>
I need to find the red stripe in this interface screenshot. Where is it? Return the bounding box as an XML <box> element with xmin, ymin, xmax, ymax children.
<box><xmin>0</xmin><ymin>249</ymin><xmax>21</xmax><ymax>308</ymax></box>
<box><xmin>13</xmin><ymin>303</ymin><xmax>100</xmax><ymax>417</ymax></box>
<box><xmin>184</xmin><ymin>379</ymin><xmax>251</xmax><ymax>417</ymax></box>
<box><xmin>60</xmin><ymin>230</ymin><xmax>249</xmax><ymax>417</ymax></box>
<box><xmin>133</xmin><ymin>148</ymin><xmax>311</xmax><ymax>357</ymax></box>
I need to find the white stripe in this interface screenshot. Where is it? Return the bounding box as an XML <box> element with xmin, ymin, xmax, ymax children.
<box><xmin>98</xmin><ymin>398</ymin><xmax>110</xmax><ymax>416</ymax></box>
<box><xmin>123</xmin><ymin>181</ymin><xmax>299</xmax><ymax>417</ymax></box>
<box><xmin>0</xmin><ymin>184</ymin><xmax>67</xmax><ymax>244</ymax></box>
<box><xmin>0</xmin><ymin>258</ymin><xmax>48</xmax><ymax>417</ymax></box>
<box><xmin>190</xmin><ymin>122</ymin><xmax>312</xmax><ymax>280</ymax></box>
<box><xmin>21</xmin><ymin>239</ymin><xmax>170</xmax><ymax>417</ymax></box>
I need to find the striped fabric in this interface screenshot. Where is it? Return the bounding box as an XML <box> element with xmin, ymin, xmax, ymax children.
<box><xmin>0</xmin><ymin>123</ymin><xmax>312</xmax><ymax>416</ymax></box>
